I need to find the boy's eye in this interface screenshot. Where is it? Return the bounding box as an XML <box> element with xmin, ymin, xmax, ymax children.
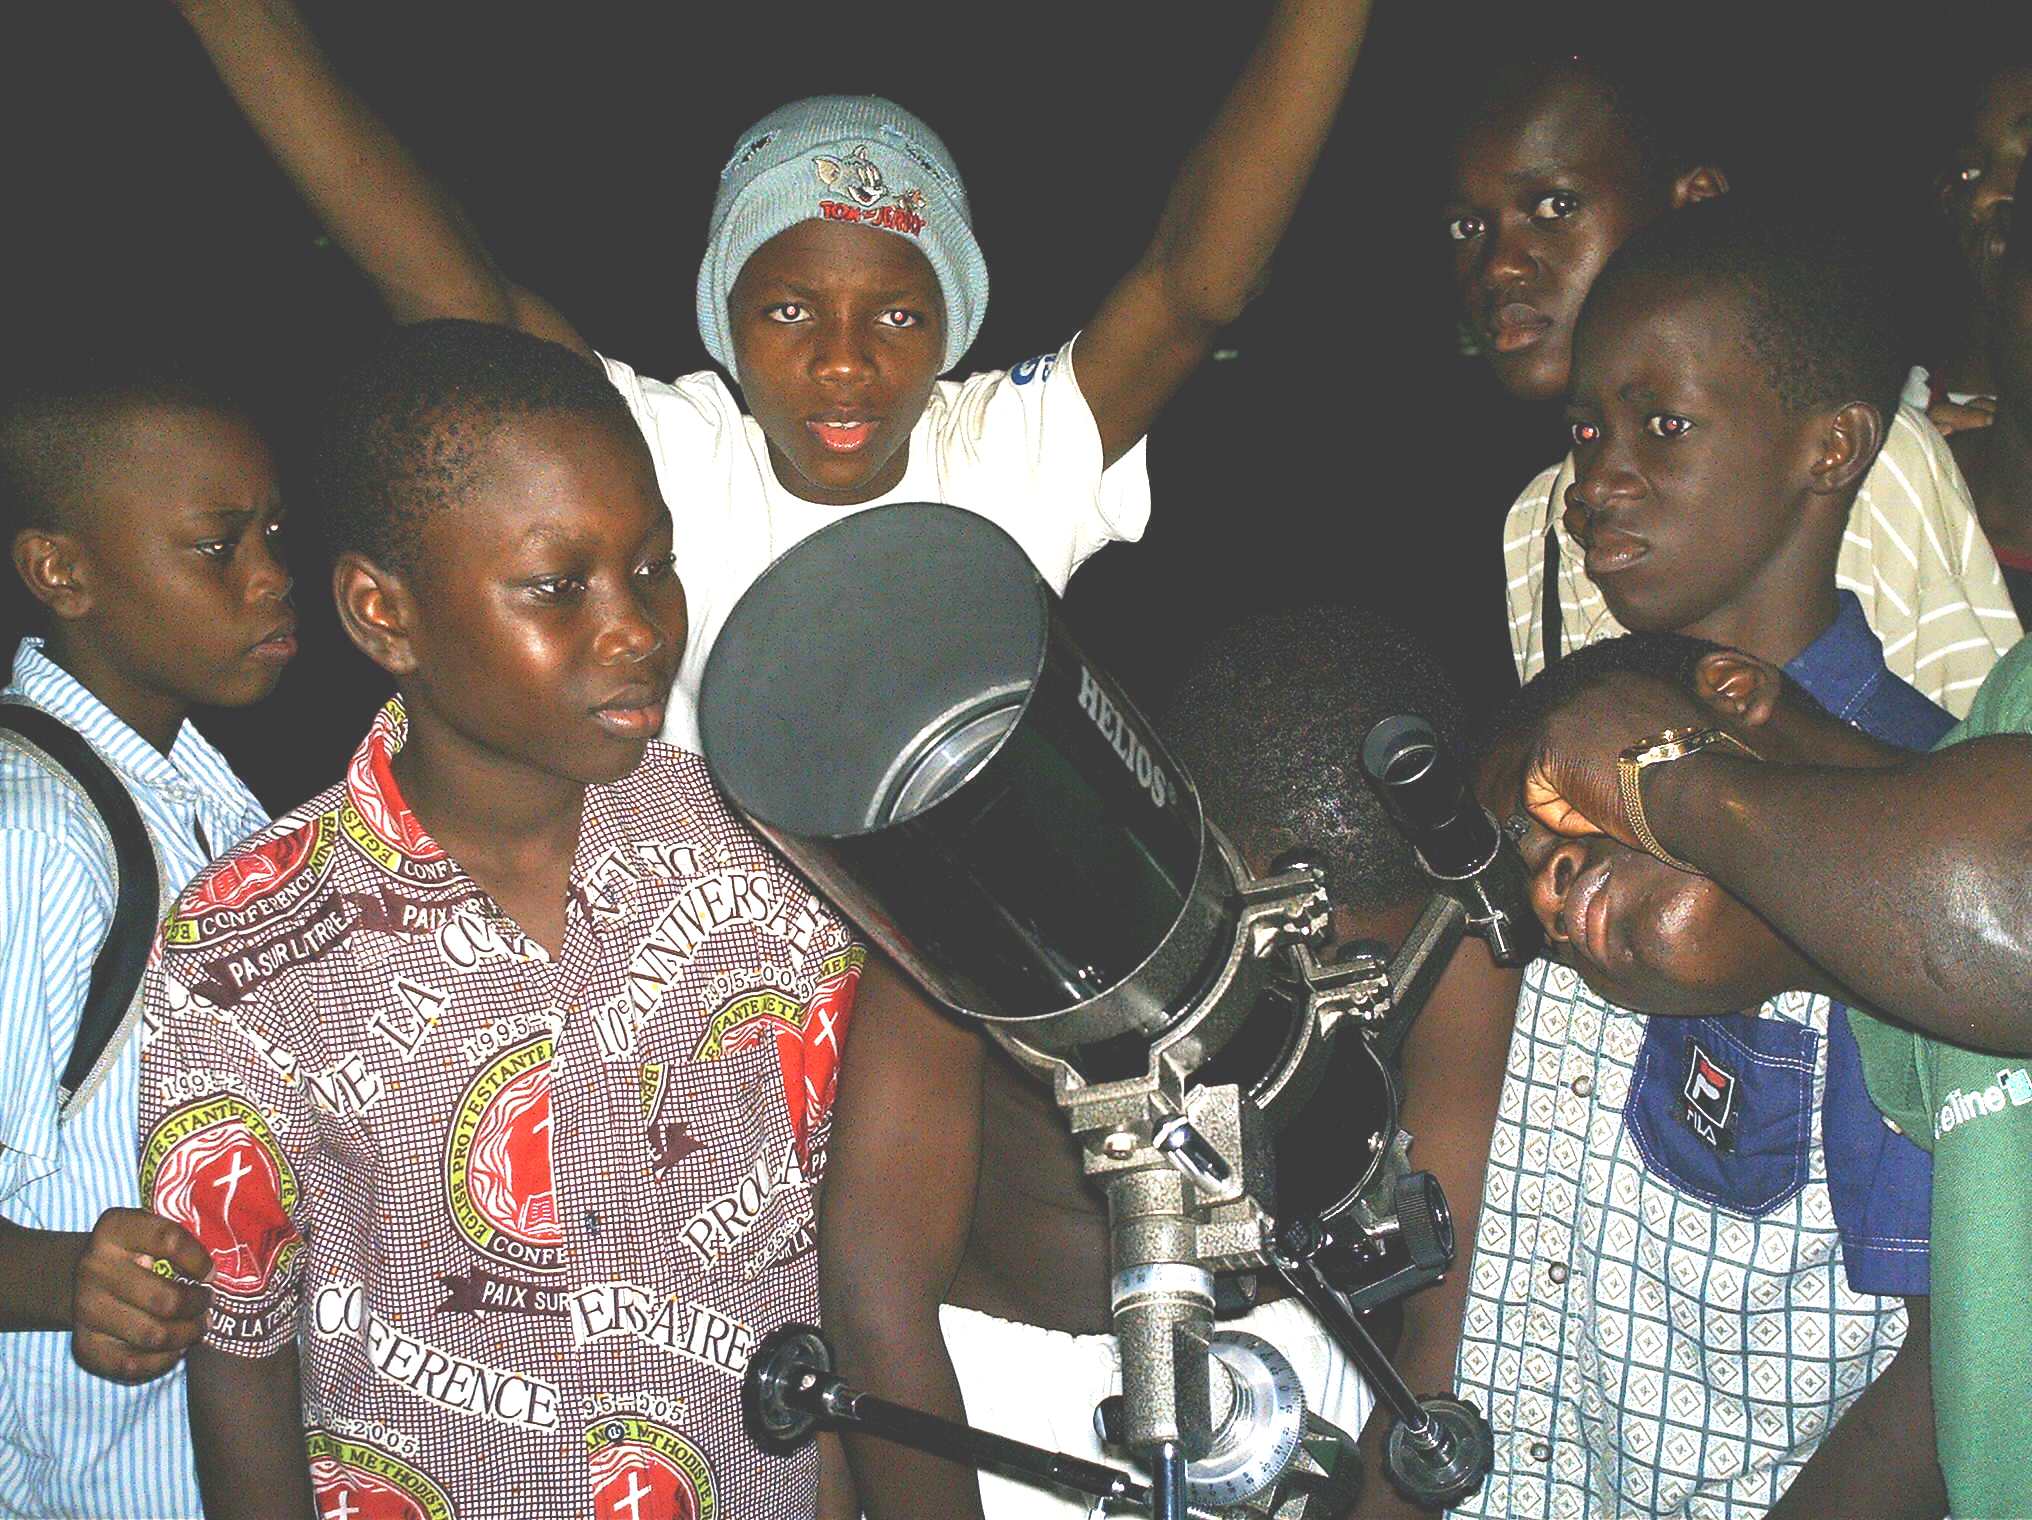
<box><xmin>877</xmin><ymin>308</ymin><xmax>922</xmax><ymax>329</ymax></box>
<box><xmin>1955</xmin><ymin>164</ymin><xmax>1984</xmax><ymax>187</ymax></box>
<box><xmin>1531</xmin><ymin>192</ymin><xmax>1580</xmax><ymax>222</ymax></box>
<box><xmin>528</xmin><ymin>574</ymin><xmax>588</xmax><ymax>601</ymax></box>
<box><xmin>634</xmin><ymin>551</ymin><xmax>677</xmax><ymax>581</ymax></box>
<box><xmin>765</xmin><ymin>303</ymin><xmax>810</xmax><ymax>324</ymax></box>
<box><xmin>1446</xmin><ymin>214</ymin><xmax>1486</xmax><ymax>243</ymax></box>
<box><xmin>1644</xmin><ymin>414</ymin><xmax>1695</xmax><ymax>439</ymax></box>
<box><xmin>1569</xmin><ymin>420</ymin><xmax>1602</xmax><ymax>447</ymax></box>
<box><xmin>196</xmin><ymin>539</ymin><xmax>235</xmax><ymax>560</ymax></box>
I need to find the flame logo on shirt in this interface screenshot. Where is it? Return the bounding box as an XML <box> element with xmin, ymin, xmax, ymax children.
<box><xmin>445</xmin><ymin>1039</ymin><xmax>564</xmax><ymax>1274</ymax></box>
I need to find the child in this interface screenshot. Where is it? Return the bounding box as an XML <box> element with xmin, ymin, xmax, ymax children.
<box><xmin>1443</xmin><ymin>49</ymin><xmax>2020</xmax><ymax>713</ymax></box>
<box><xmin>0</xmin><ymin>372</ymin><xmax>293</xmax><ymax>1517</ymax></box>
<box><xmin>138</xmin><ymin>319</ymin><xmax>890</xmax><ymax>1520</ymax></box>
<box><xmin>821</xmin><ymin>605</ymin><xmax>1523</xmax><ymax>1519</ymax></box>
<box><xmin>177</xmin><ymin>0</ymin><xmax>1373</xmax><ymax>746</ymax></box>
<box><xmin>1946</xmin><ymin>153</ymin><xmax>2032</xmax><ymax>619</ymax></box>
<box><xmin>1909</xmin><ymin>57</ymin><xmax>2032</xmax><ymax>430</ymax></box>
<box><xmin>1463</xmin><ymin>632</ymin><xmax>1947</xmax><ymax>1518</ymax></box>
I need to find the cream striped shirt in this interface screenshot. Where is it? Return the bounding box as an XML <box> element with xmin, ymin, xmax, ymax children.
<box><xmin>1501</xmin><ymin>403</ymin><xmax>2022</xmax><ymax>716</ymax></box>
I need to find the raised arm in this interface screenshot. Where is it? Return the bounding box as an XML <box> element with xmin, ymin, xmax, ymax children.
<box><xmin>1076</xmin><ymin>0</ymin><xmax>1375</xmax><ymax>466</ymax></box>
<box><xmin>818</xmin><ymin>953</ymin><xmax>989</xmax><ymax>1520</ymax></box>
<box><xmin>175</xmin><ymin>0</ymin><xmax>589</xmax><ymax>353</ymax></box>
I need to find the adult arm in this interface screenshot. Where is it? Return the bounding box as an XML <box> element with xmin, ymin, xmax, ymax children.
<box><xmin>818</xmin><ymin>953</ymin><xmax>989</xmax><ymax>1520</ymax></box>
<box><xmin>1076</xmin><ymin>0</ymin><xmax>1374</xmax><ymax>466</ymax></box>
<box><xmin>1519</xmin><ymin>675</ymin><xmax>2032</xmax><ymax>1053</ymax></box>
<box><xmin>175</xmin><ymin>0</ymin><xmax>589</xmax><ymax>352</ymax></box>
<box><xmin>186</xmin><ymin>1342</ymin><xmax>316</xmax><ymax>1520</ymax></box>
<box><xmin>1351</xmin><ymin>940</ymin><xmax>1518</xmax><ymax>1518</ymax></box>
<box><xmin>1765</xmin><ymin>1298</ymin><xmax>1945</xmax><ymax>1520</ymax></box>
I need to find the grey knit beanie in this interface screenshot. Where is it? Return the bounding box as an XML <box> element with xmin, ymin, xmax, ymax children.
<box><xmin>696</xmin><ymin>95</ymin><xmax>989</xmax><ymax>382</ymax></box>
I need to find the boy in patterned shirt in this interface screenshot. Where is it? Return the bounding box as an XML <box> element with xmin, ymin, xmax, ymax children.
<box><xmin>138</xmin><ymin>321</ymin><xmax>876</xmax><ymax>1519</ymax></box>
<box><xmin>1459</xmin><ymin>633</ymin><xmax>1947</xmax><ymax>1519</ymax></box>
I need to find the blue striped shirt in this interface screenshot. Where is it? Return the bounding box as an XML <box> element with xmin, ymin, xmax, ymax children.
<box><xmin>0</xmin><ymin>640</ymin><xmax>268</xmax><ymax>1519</ymax></box>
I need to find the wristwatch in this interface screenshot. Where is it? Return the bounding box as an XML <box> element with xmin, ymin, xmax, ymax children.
<box><xmin>1615</xmin><ymin>727</ymin><xmax>1760</xmax><ymax>873</ymax></box>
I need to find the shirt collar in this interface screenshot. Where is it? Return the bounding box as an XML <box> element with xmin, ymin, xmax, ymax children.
<box><xmin>1781</xmin><ymin>591</ymin><xmax>1886</xmax><ymax>718</ymax></box>
<box><xmin>4</xmin><ymin>637</ymin><xmax>228</xmax><ymax>801</ymax></box>
<box><xmin>346</xmin><ymin>694</ymin><xmax>638</xmax><ymax>897</ymax></box>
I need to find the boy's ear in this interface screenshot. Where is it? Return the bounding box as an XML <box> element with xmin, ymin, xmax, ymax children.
<box><xmin>1806</xmin><ymin>402</ymin><xmax>1885</xmax><ymax>496</ymax></box>
<box><xmin>11</xmin><ymin>528</ymin><xmax>92</xmax><ymax>620</ymax></box>
<box><xmin>333</xmin><ymin>551</ymin><xmax>420</xmax><ymax>676</ymax></box>
<box><xmin>1691</xmin><ymin>649</ymin><xmax>1785</xmax><ymax>731</ymax></box>
<box><xmin>1669</xmin><ymin>164</ymin><xmax>1730</xmax><ymax>209</ymax></box>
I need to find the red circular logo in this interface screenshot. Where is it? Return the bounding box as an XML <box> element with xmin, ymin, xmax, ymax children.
<box><xmin>151</xmin><ymin>1116</ymin><xmax>296</xmax><ymax>1295</ymax></box>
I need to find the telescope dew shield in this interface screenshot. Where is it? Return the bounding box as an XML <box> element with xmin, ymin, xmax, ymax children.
<box><xmin>699</xmin><ymin>505</ymin><xmax>1232</xmax><ymax>1053</ymax></box>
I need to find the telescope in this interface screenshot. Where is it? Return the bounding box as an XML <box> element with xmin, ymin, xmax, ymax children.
<box><xmin>700</xmin><ymin>505</ymin><xmax>1538</xmax><ymax>1518</ymax></box>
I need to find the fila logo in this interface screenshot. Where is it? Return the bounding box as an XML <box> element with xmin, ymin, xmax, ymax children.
<box><xmin>1681</xmin><ymin>1042</ymin><xmax>1737</xmax><ymax>1152</ymax></box>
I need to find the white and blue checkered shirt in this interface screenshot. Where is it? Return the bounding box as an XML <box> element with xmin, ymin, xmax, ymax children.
<box><xmin>1451</xmin><ymin>959</ymin><xmax>1909</xmax><ymax>1519</ymax></box>
<box><xmin>0</xmin><ymin>640</ymin><xmax>267</xmax><ymax>1518</ymax></box>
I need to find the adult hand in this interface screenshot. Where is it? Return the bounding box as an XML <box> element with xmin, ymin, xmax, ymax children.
<box><xmin>1928</xmin><ymin>395</ymin><xmax>1996</xmax><ymax>436</ymax></box>
<box><xmin>72</xmin><ymin>1208</ymin><xmax>212</xmax><ymax>1384</ymax></box>
<box><xmin>1517</xmin><ymin>672</ymin><xmax>1712</xmax><ymax>845</ymax></box>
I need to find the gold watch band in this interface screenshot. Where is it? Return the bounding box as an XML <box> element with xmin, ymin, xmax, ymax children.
<box><xmin>1615</xmin><ymin>728</ymin><xmax>1760</xmax><ymax>874</ymax></box>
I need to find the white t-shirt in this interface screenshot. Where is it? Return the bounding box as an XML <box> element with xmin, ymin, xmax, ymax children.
<box><xmin>602</xmin><ymin>335</ymin><xmax>1152</xmax><ymax>749</ymax></box>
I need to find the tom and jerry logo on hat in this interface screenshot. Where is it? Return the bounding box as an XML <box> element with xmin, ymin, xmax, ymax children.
<box><xmin>814</xmin><ymin>145</ymin><xmax>927</xmax><ymax>236</ymax></box>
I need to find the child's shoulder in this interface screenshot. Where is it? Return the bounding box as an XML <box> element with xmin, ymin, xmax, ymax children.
<box><xmin>162</xmin><ymin>779</ymin><xmax>350</xmax><ymax>953</ymax></box>
<box><xmin>0</xmin><ymin>737</ymin><xmax>116</xmax><ymax>870</ymax></box>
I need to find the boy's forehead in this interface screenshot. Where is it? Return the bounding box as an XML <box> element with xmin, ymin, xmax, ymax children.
<box><xmin>1451</xmin><ymin>69</ymin><xmax>1644</xmax><ymax>189</ymax></box>
<box><xmin>1576</xmin><ymin>269</ymin><xmax>1753</xmax><ymax>387</ymax></box>
<box><xmin>421</xmin><ymin>410</ymin><xmax>658</xmax><ymax>548</ymax></box>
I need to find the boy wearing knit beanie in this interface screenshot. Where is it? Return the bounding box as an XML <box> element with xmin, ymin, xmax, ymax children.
<box><xmin>178</xmin><ymin>0</ymin><xmax>1375</xmax><ymax>749</ymax></box>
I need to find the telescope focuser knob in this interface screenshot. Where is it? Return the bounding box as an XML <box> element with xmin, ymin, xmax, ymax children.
<box><xmin>1393</xmin><ymin>1171</ymin><xmax>1455</xmax><ymax>1274</ymax></box>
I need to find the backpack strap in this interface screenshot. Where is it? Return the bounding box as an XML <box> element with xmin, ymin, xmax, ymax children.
<box><xmin>1540</xmin><ymin>518</ymin><xmax>1564</xmax><ymax>670</ymax></box>
<box><xmin>0</xmin><ymin>701</ymin><xmax>164</xmax><ymax>1120</ymax></box>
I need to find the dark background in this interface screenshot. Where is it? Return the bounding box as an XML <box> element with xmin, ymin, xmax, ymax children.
<box><xmin>3</xmin><ymin>1</ymin><xmax>2014</xmax><ymax>811</ymax></box>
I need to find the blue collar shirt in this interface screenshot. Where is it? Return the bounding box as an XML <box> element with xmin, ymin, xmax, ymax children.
<box><xmin>0</xmin><ymin>639</ymin><xmax>268</xmax><ymax>1518</ymax></box>
<box><xmin>1779</xmin><ymin>590</ymin><xmax>1953</xmax><ymax>1295</ymax></box>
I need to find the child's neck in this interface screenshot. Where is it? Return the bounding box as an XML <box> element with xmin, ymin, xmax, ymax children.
<box><xmin>1680</xmin><ymin>571</ymin><xmax>1840</xmax><ymax>673</ymax></box>
<box><xmin>389</xmin><ymin>711</ymin><xmax>588</xmax><ymax>956</ymax></box>
<box><xmin>40</xmin><ymin>629</ymin><xmax>186</xmax><ymax>756</ymax></box>
<box><xmin>1964</xmin><ymin>405</ymin><xmax>2032</xmax><ymax>560</ymax></box>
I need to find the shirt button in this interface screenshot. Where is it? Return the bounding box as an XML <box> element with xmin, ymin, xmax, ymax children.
<box><xmin>1571</xmin><ymin>1075</ymin><xmax>1592</xmax><ymax>1097</ymax></box>
<box><xmin>1547</xmin><ymin>1262</ymin><xmax>1569</xmax><ymax>1285</ymax></box>
<box><xmin>1530</xmin><ymin>1441</ymin><xmax>1552</xmax><ymax>1463</ymax></box>
<box><xmin>583</xmin><ymin>1211</ymin><xmax>601</xmax><ymax>1236</ymax></box>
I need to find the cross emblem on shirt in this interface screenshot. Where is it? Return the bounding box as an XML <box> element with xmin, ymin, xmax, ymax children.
<box><xmin>613</xmin><ymin>1470</ymin><xmax>653</xmax><ymax>1520</ymax></box>
<box><xmin>322</xmin><ymin>1490</ymin><xmax>358</xmax><ymax>1520</ymax></box>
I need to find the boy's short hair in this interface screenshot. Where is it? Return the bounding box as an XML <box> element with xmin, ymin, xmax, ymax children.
<box><xmin>1594</xmin><ymin>195</ymin><xmax>1907</xmax><ymax>428</ymax></box>
<box><xmin>1483</xmin><ymin>631</ymin><xmax>1726</xmax><ymax>758</ymax></box>
<box><xmin>1155</xmin><ymin>604</ymin><xmax>1464</xmax><ymax>916</ymax></box>
<box><xmin>1456</xmin><ymin>42</ymin><xmax>1708</xmax><ymax>186</ymax></box>
<box><xmin>0</xmin><ymin>366</ymin><xmax>241</xmax><ymax>538</ymax></box>
<box><xmin>309</xmin><ymin>319</ymin><xmax>635</xmax><ymax>576</ymax></box>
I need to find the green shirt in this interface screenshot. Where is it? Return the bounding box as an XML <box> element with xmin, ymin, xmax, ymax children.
<box><xmin>1849</xmin><ymin>637</ymin><xmax>2032</xmax><ymax>1520</ymax></box>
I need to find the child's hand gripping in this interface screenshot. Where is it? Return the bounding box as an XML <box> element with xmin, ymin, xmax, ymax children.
<box><xmin>71</xmin><ymin>1208</ymin><xmax>213</xmax><ymax>1384</ymax></box>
